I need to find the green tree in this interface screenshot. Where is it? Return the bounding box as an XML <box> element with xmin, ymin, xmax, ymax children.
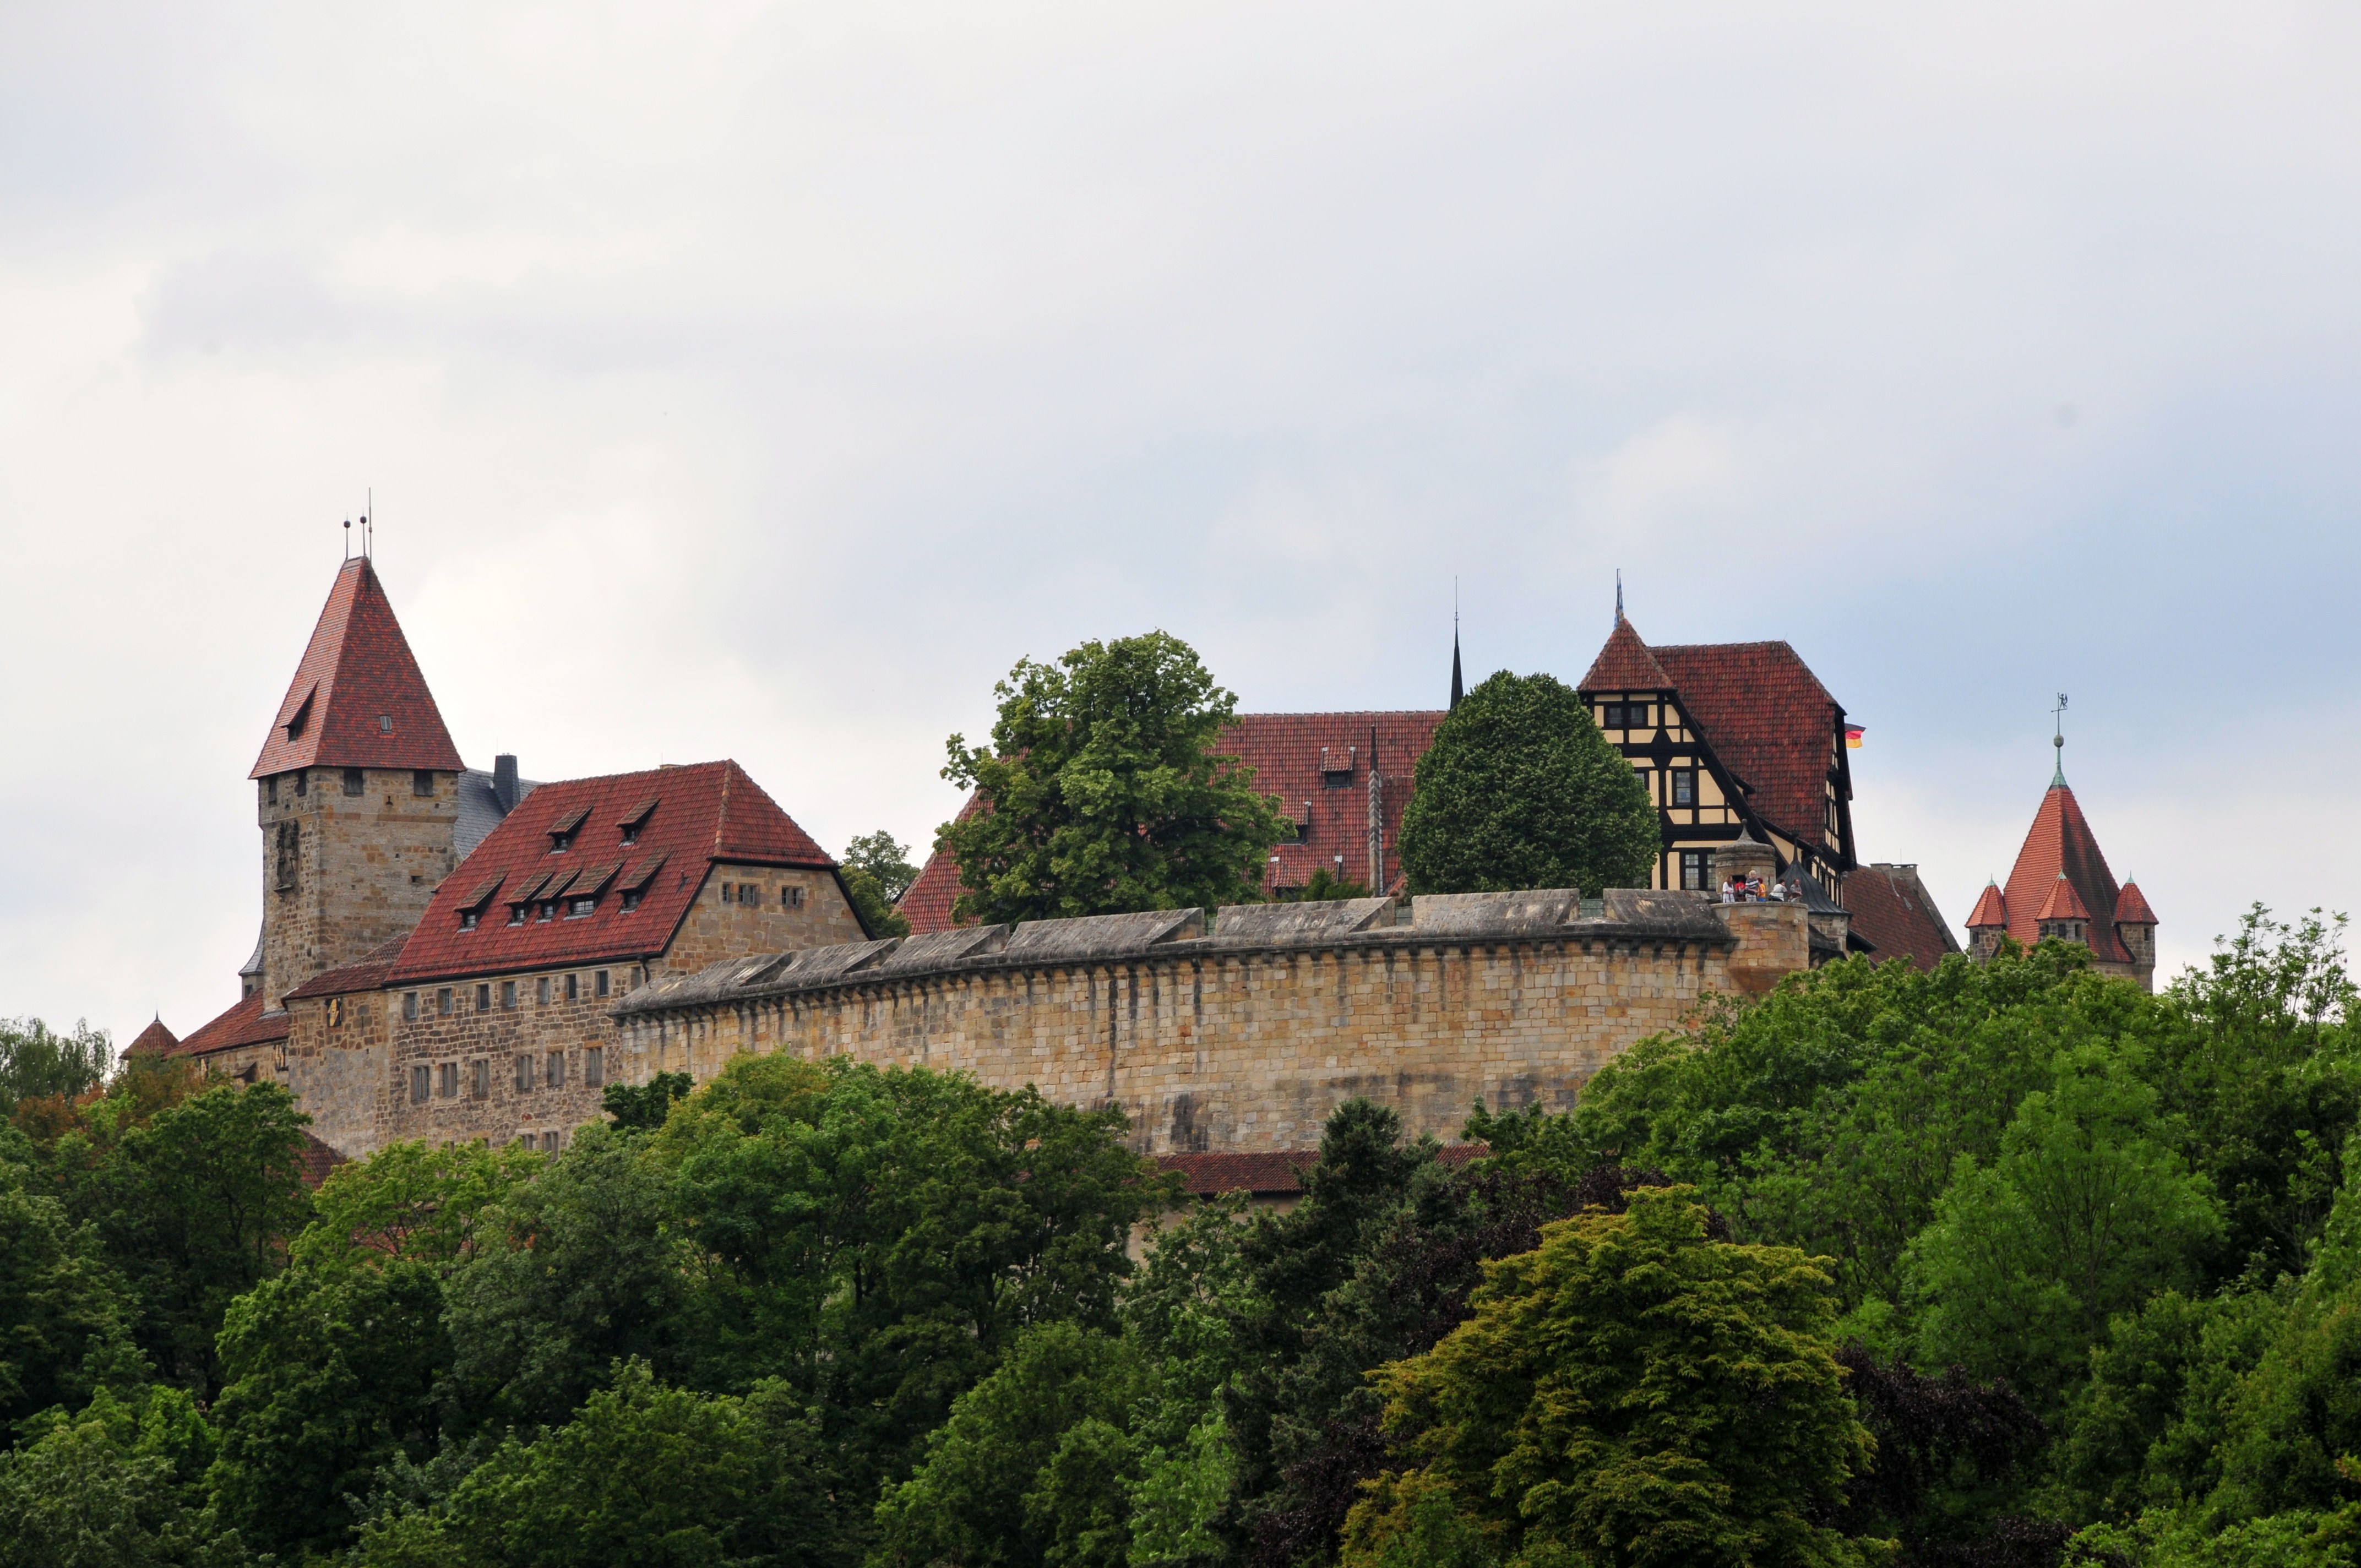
<box><xmin>0</xmin><ymin>1384</ymin><xmax>243</xmax><ymax>1568</ymax></box>
<box><xmin>603</xmin><ymin>1070</ymin><xmax>692</xmax><ymax>1131</ymax></box>
<box><xmin>1396</xmin><ymin>671</ymin><xmax>1656</xmax><ymax>897</ymax></box>
<box><xmin>0</xmin><ymin>1016</ymin><xmax>111</xmax><ymax>1119</ymax></box>
<box><xmin>845</xmin><ymin>831</ymin><xmax>920</xmax><ymax>939</ymax></box>
<box><xmin>0</xmin><ymin>1165</ymin><xmax>143</xmax><ymax>1433</ymax></box>
<box><xmin>76</xmin><ymin>1082</ymin><xmax>313</xmax><ymax>1398</ymax></box>
<box><xmin>939</xmin><ymin>631</ymin><xmax>1288</xmax><ymax>925</ymax></box>
<box><xmin>1905</xmin><ymin>1042</ymin><xmax>2224</xmax><ymax>1412</ymax></box>
<box><xmin>1348</xmin><ymin>1186</ymin><xmax>1875</xmax><ymax>1568</ymax></box>
<box><xmin>204</xmin><ymin>1141</ymin><xmax>541</xmax><ymax>1559</ymax></box>
<box><xmin>356</xmin><ymin>1360</ymin><xmax>841</xmax><ymax>1568</ymax></box>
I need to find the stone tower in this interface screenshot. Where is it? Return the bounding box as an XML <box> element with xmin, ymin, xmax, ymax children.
<box><xmin>248</xmin><ymin>558</ymin><xmax>466</xmax><ymax>1010</ymax></box>
<box><xmin>1962</xmin><ymin>759</ymin><xmax>2158</xmax><ymax>992</ymax></box>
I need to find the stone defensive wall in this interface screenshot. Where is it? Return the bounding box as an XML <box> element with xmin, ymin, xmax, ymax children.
<box><xmin>612</xmin><ymin>889</ymin><xmax>1810</xmax><ymax>1153</ymax></box>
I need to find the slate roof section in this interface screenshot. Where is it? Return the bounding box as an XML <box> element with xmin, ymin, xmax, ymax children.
<box><xmin>1155</xmin><ymin>1143</ymin><xmax>1486</xmax><ymax>1197</ymax></box>
<box><xmin>174</xmin><ymin>992</ymin><xmax>292</xmax><ymax>1057</ymax></box>
<box><xmin>388</xmin><ymin>760</ymin><xmax>835</xmax><ymax>986</ymax></box>
<box><xmin>1999</xmin><ymin>783</ymin><xmax>2134</xmax><ymax>963</ymax></box>
<box><xmin>455</xmin><ymin>767</ymin><xmax>537</xmax><ymax>858</ymax></box>
<box><xmin>1644</xmin><ymin>638</ymin><xmax>1846</xmax><ymax>854</ymax></box>
<box><xmin>251</xmin><ymin>559</ymin><xmax>465</xmax><ymax>778</ymax></box>
<box><xmin>285</xmin><ymin>938</ymin><xmax>410</xmax><ymax>1001</ymax></box>
<box><xmin>1843</xmin><ymin>864</ymin><xmax>1962</xmax><ymax>973</ymax></box>
<box><xmin>126</xmin><ymin>1017</ymin><xmax>180</xmax><ymax>1057</ymax></box>
<box><xmin>897</xmin><ymin>711</ymin><xmax>1449</xmax><ymax>935</ymax></box>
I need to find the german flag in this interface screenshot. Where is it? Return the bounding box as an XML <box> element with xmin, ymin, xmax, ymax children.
<box><xmin>1845</xmin><ymin>726</ymin><xmax>1865</xmax><ymax>749</ymax></box>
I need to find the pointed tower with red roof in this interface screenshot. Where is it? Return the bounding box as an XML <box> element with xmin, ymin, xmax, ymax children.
<box><xmin>1966</xmin><ymin>720</ymin><xmax>2158</xmax><ymax>989</ymax></box>
<box><xmin>249</xmin><ymin>558</ymin><xmax>471</xmax><ymax>1009</ymax></box>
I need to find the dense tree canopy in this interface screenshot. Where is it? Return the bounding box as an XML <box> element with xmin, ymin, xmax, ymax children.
<box><xmin>1396</xmin><ymin>671</ymin><xmax>1656</xmax><ymax>896</ymax></box>
<box><xmin>843</xmin><ymin>830</ymin><xmax>922</xmax><ymax>938</ymax></box>
<box><xmin>939</xmin><ymin>632</ymin><xmax>1288</xmax><ymax>924</ymax></box>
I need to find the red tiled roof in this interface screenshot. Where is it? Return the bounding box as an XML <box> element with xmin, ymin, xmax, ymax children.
<box><xmin>126</xmin><ymin>1017</ymin><xmax>179</xmax><ymax>1057</ymax></box>
<box><xmin>898</xmin><ymin>712</ymin><xmax>1450</xmax><ymax>935</ymax></box>
<box><xmin>1579</xmin><ymin>618</ymin><xmax>1674</xmax><ymax>692</ymax></box>
<box><xmin>1843</xmin><ymin>864</ymin><xmax>1960</xmax><ymax>973</ymax></box>
<box><xmin>1966</xmin><ymin>881</ymin><xmax>2009</xmax><ymax>929</ymax></box>
<box><xmin>173</xmin><ymin>991</ymin><xmax>291</xmax><ymax>1058</ymax></box>
<box><xmin>388</xmin><ymin>760</ymin><xmax>834</xmax><ymax>985</ymax></box>
<box><xmin>250</xmin><ymin>559</ymin><xmax>465</xmax><ymax>778</ymax></box>
<box><xmin>2114</xmin><ymin>881</ymin><xmax>2158</xmax><ymax>925</ymax></box>
<box><xmin>2001</xmin><ymin>785</ymin><xmax>2130</xmax><ymax>962</ymax></box>
<box><xmin>1155</xmin><ymin>1142</ymin><xmax>1484</xmax><ymax>1197</ymax></box>
<box><xmin>1643</xmin><ymin>638</ymin><xmax>1845</xmax><ymax>853</ymax></box>
<box><xmin>284</xmin><ymin>938</ymin><xmax>410</xmax><ymax>1001</ymax></box>
<box><xmin>297</xmin><ymin>1131</ymin><xmax>349</xmax><ymax>1189</ymax></box>
<box><xmin>2036</xmin><ymin>873</ymin><xmax>2091</xmax><ymax>923</ymax></box>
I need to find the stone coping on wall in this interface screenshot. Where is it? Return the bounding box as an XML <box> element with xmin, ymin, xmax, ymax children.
<box><xmin>614</xmin><ymin>888</ymin><xmax>1739</xmax><ymax>1020</ymax></box>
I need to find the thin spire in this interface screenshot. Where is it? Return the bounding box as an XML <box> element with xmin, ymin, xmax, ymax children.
<box><xmin>1450</xmin><ymin>583</ymin><xmax>1464</xmax><ymax>711</ymax></box>
<box><xmin>1614</xmin><ymin>569</ymin><xmax>1624</xmax><ymax>628</ymax></box>
<box><xmin>2051</xmin><ymin>692</ymin><xmax>2069</xmax><ymax>787</ymax></box>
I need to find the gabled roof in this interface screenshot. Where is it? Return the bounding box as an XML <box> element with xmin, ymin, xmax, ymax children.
<box><xmin>126</xmin><ymin>1017</ymin><xmax>180</xmax><ymax>1057</ymax></box>
<box><xmin>174</xmin><ymin>991</ymin><xmax>292</xmax><ymax>1057</ymax></box>
<box><xmin>2000</xmin><ymin>783</ymin><xmax>2131</xmax><ymax>962</ymax></box>
<box><xmin>387</xmin><ymin>760</ymin><xmax>834</xmax><ymax>984</ymax></box>
<box><xmin>251</xmin><ymin>559</ymin><xmax>465</xmax><ymax>778</ymax></box>
<box><xmin>1578</xmin><ymin>618</ymin><xmax>1673</xmax><ymax>692</ymax></box>
<box><xmin>2115</xmin><ymin>881</ymin><xmax>2158</xmax><ymax>925</ymax></box>
<box><xmin>2036</xmin><ymin>873</ymin><xmax>2092</xmax><ymax>923</ymax></box>
<box><xmin>896</xmin><ymin>712</ymin><xmax>1449</xmax><ymax>935</ymax></box>
<box><xmin>1844</xmin><ymin>864</ymin><xmax>1962</xmax><ymax>973</ymax></box>
<box><xmin>1966</xmin><ymin>881</ymin><xmax>2009</xmax><ymax>929</ymax></box>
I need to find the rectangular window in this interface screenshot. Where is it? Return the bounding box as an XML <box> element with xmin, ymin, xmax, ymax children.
<box><xmin>568</xmin><ymin>896</ymin><xmax>595</xmax><ymax>918</ymax></box>
<box><xmin>507</xmin><ymin>905</ymin><xmax>526</xmax><ymax>927</ymax></box>
<box><xmin>1680</xmin><ymin>851</ymin><xmax>1708</xmax><ymax>891</ymax></box>
<box><xmin>1672</xmin><ymin>769</ymin><xmax>1696</xmax><ymax>807</ymax></box>
<box><xmin>502</xmin><ymin>981</ymin><xmax>517</xmax><ymax>1010</ymax></box>
<box><xmin>564</xmin><ymin>973</ymin><xmax>579</xmax><ymax>1001</ymax></box>
<box><xmin>547</xmin><ymin>1051</ymin><xmax>565</xmax><ymax>1088</ymax></box>
<box><xmin>476</xmin><ymin>983</ymin><xmax>491</xmax><ymax>1011</ymax></box>
<box><xmin>584</xmin><ymin>1047</ymin><xmax>604</xmax><ymax>1087</ymax></box>
<box><xmin>621</xmin><ymin>889</ymin><xmax>642</xmax><ymax>913</ymax></box>
<box><xmin>460</xmin><ymin>910</ymin><xmax>479</xmax><ymax>932</ymax></box>
<box><xmin>437</xmin><ymin>987</ymin><xmax>453</xmax><ymax>1017</ymax></box>
<box><xmin>402</xmin><ymin>991</ymin><xmax>419</xmax><ymax>1022</ymax></box>
<box><xmin>343</xmin><ymin>767</ymin><xmax>365</xmax><ymax>796</ymax></box>
<box><xmin>266</xmin><ymin>775</ymin><xmax>279</xmax><ymax>805</ymax></box>
<box><xmin>515</xmin><ymin>1054</ymin><xmax>533</xmax><ymax>1093</ymax></box>
<box><xmin>595</xmin><ymin>970</ymin><xmax>610</xmax><ymax>999</ymax></box>
<box><xmin>470</xmin><ymin>1060</ymin><xmax>489</xmax><ymax>1099</ymax></box>
<box><xmin>294</xmin><ymin>770</ymin><xmax>308</xmax><ymax>796</ymax></box>
<box><xmin>542</xmin><ymin>1131</ymin><xmax>560</xmax><ymax>1152</ymax></box>
<box><xmin>410</xmin><ymin>1065</ymin><xmax>430</xmax><ymax>1104</ymax></box>
<box><xmin>720</xmin><ymin>882</ymin><xmax>733</xmax><ymax>903</ymax></box>
<box><xmin>785</xmin><ymin>885</ymin><xmax>804</xmax><ymax>908</ymax></box>
<box><xmin>274</xmin><ymin>821</ymin><xmax>301</xmax><ymax>891</ymax></box>
<box><xmin>537</xmin><ymin>902</ymin><xmax>555</xmax><ymax>922</ymax></box>
<box><xmin>537</xmin><ymin>977</ymin><xmax>551</xmax><ymax>1005</ymax></box>
<box><xmin>438</xmin><ymin>1062</ymin><xmax>458</xmax><ymax>1098</ymax></box>
<box><xmin>412</xmin><ymin>769</ymin><xmax>435</xmax><ymax>797</ymax></box>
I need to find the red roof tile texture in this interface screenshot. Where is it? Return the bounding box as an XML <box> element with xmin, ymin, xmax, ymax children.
<box><xmin>1843</xmin><ymin>865</ymin><xmax>1961</xmax><ymax>973</ymax></box>
<box><xmin>1154</xmin><ymin>1142</ymin><xmax>1484</xmax><ymax>1196</ymax></box>
<box><xmin>2001</xmin><ymin>785</ymin><xmax>2133</xmax><ymax>962</ymax></box>
<box><xmin>1578</xmin><ymin>618</ymin><xmax>1675</xmax><ymax>693</ymax></box>
<box><xmin>2036</xmin><ymin>874</ymin><xmax>2092</xmax><ymax>923</ymax></box>
<box><xmin>387</xmin><ymin>760</ymin><xmax>834</xmax><ymax>986</ymax></box>
<box><xmin>1642</xmin><ymin>639</ymin><xmax>1843</xmax><ymax>853</ymax></box>
<box><xmin>2114</xmin><ymin>882</ymin><xmax>2158</xmax><ymax>925</ymax></box>
<box><xmin>1966</xmin><ymin>882</ymin><xmax>2009</xmax><ymax>929</ymax></box>
<box><xmin>126</xmin><ymin>1018</ymin><xmax>180</xmax><ymax>1057</ymax></box>
<box><xmin>284</xmin><ymin>938</ymin><xmax>410</xmax><ymax>1001</ymax></box>
<box><xmin>896</xmin><ymin>712</ymin><xmax>1449</xmax><ymax>935</ymax></box>
<box><xmin>251</xmin><ymin>559</ymin><xmax>465</xmax><ymax>778</ymax></box>
<box><xmin>173</xmin><ymin>992</ymin><xmax>291</xmax><ymax>1058</ymax></box>
<box><xmin>297</xmin><ymin>1131</ymin><xmax>349</xmax><ymax>1189</ymax></box>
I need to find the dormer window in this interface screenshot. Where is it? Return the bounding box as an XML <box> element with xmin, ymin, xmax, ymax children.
<box><xmin>285</xmin><ymin>689</ymin><xmax>314</xmax><ymax>743</ymax></box>
<box><xmin>1320</xmin><ymin>746</ymin><xmax>1355</xmax><ymax>786</ymax></box>
<box><xmin>1602</xmin><ymin>702</ymin><xmax>1652</xmax><ymax>729</ymax></box>
<box><xmin>379</xmin><ymin>714</ymin><xmax>393</xmax><ymax>733</ymax></box>
<box><xmin>568</xmin><ymin>896</ymin><xmax>595</xmax><ymax>918</ymax></box>
<box><xmin>618</xmin><ymin>797</ymin><xmax>659</xmax><ymax>847</ymax></box>
<box><xmin>621</xmin><ymin>889</ymin><xmax>642</xmax><ymax>913</ymax></box>
<box><xmin>460</xmin><ymin>910</ymin><xmax>480</xmax><ymax>931</ymax></box>
<box><xmin>615</xmin><ymin>851</ymin><xmax>667</xmax><ymax>916</ymax></box>
<box><xmin>546</xmin><ymin>804</ymin><xmax>590</xmax><ymax>853</ymax></box>
<box><xmin>456</xmin><ymin>874</ymin><xmax>501</xmax><ymax>933</ymax></box>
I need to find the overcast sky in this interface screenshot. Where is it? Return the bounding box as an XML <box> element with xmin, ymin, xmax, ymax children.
<box><xmin>6</xmin><ymin>2</ymin><xmax>2359</xmax><ymax>1044</ymax></box>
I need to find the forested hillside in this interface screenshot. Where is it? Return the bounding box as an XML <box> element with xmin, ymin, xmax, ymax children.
<box><xmin>4</xmin><ymin>913</ymin><xmax>2360</xmax><ymax>1566</ymax></box>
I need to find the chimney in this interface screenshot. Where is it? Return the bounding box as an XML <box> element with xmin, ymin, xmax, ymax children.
<box><xmin>493</xmin><ymin>754</ymin><xmax>519</xmax><ymax>813</ymax></box>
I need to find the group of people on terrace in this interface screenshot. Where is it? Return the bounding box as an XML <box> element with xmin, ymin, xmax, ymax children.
<box><xmin>1720</xmin><ymin>874</ymin><xmax>1799</xmax><ymax>904</ymax></box>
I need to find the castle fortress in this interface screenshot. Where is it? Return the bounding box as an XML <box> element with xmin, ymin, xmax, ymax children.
<box><xmin>152</xmin><ymin>561</ymin><xmax>2150</xmax><ymax>1163</ymax></box>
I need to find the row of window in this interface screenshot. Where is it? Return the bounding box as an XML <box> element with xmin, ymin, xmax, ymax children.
<box><xmin>547</xmin><ymin>798</ymin><xmax>659</xmax><ymax>855</ymax></box>
<box><xmin>401</xmin><ymin>971</ymin><xmax>615</xmax><ymax>1021</ymax></box>
<box><xmin>1600</xmin><ymin>703</ymin><xmax>1658</xmax><ymax>729</ymax></box>
<box><xmin>407</xmin><ymin>1047</ymin><xmax>605</xmax><ymax>1104</ymax></box>
<box><xmin>721</xmin><ymin>881</ymin><xmax>805</xmax><ymax>909</ymax></box>
<box><xmin>515</xmin><ymin>1131</ymin><xmax>565</xmax><ymax>1152</ymax></box>
<box><xmin>265</xmin><ymin>768</ymin><xmax>437</xmax><ymax>804</ymax></box>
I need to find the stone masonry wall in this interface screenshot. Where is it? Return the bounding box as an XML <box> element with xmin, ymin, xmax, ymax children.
<box><xmin>616</xmin><ymin>894</ymin><xmax>1807</xmax><ymax>1155</ymax></box>
<box><xmin>258</xmin><ymin>767</ymin><xmax>458</xmax><ymax>1008</ymax></box>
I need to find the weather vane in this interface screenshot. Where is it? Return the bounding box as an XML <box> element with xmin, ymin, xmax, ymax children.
<box><xmin>2052</xmin><ymin>693</ymin><xmax>2069</xmax><ymax>785</ymax></box>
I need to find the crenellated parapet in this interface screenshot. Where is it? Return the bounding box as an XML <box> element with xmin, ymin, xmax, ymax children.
<box><xmin>612</xmin><ymin>889</ymin><xmax>1808</xmax><ymax>1153</ymax></box>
